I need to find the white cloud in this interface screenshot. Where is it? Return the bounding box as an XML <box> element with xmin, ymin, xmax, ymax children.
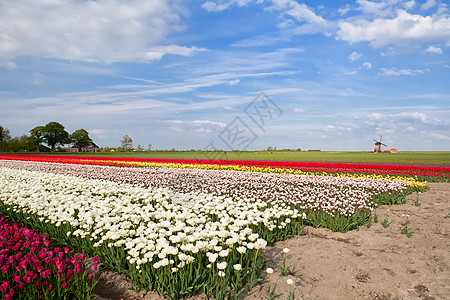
<box><xmin>421</xmin><ymin>0</ymin><xmax>437</xmax><ymax>10</ymax></box>
<box><xmin>356</xmin><ymin>0</ymin><xmax>397</xmax><ymax>17</ymax></box>
<box><xmin>349</xmin><ymin>51</ymin><xmax>362</xmax><ymax>62</ymax></box>
<box><xmin>202</xmin><ymin>1</ymin><xmax>229</xmax><ymax>12</ymax></box>
<box><xmin>269</xmin><ymin>0</ymin><xmax>330</xmax><ymax>35</ymax></box>
<box><xmin>145</xmin><ymin>45</ymin><xmax>206</xmax><ymax>61</ymax></box>
<box><xmin>437</xmin><ymin>3</ymin><xmax>449</xmax><ymax>15</ymax></box>
<box><xmin>338</xmin><ymin>4</ymin><xmax>352</xmax><ymax>16</ymax></box>
<box><xmin>192</xmin><ymin>120</ymin><xmax>226</xmax><ymax>127</ymax></box>
<box><xmin>201</xmin><ymin>0</ymin><xmax>261</xmax><ymax>12</ymax></box>
<box><xmin>336</xmin><ymin>10</ymin><xmax>450</xmax><ymax>47</ymax></box>
<box><xmin>281</xmin><ymin>3</ymin><xmax>327</xmax><ymax>26</ymax></box>
<box><xmin>228</xmin><ymin>79</ymin><xmax>240</xmax><ymax>86</ymax></box>
<box><xmin>429</xmin><ymin>133</ymin><xmax>450</xmax><ymax>140</ymax></box>
<box><xmin>366</xmin><ymin>111</ymin><xmax>434</xmax><ymax>123</ymax></box>
<box><xmin>380</xmin><ymin>47</ymin><xmax>397</xmax><ymax>56</ymax></box>
<box><xmin>403</xmin><ymin>1</ymin><xmax>416</xmax><ymax>10</ymax></box>
<box><xmin>89</xmin><ymin>128</ymin><xmax>122</xmax><ymax>140</ymax></box>
<box><xmin>362</xmin><ymin>62</ymin><xmax>372</xmax><ymax>69</ymax></box>
<box><xmin>293</xmin><ymin>108</ymin><xmax>305</xmax><ymax>113</ymax></box>
<box><xmin>344</xmin><ymin>70</ymin><xmax>358</xmax><ymax>75</ymax></box>
<box><xmin>231</xmin><ymin>34</ymin><xmax>281</xmax><ymax>47</ymax></box>
<box><xmin>165</xmin><ymin>119</ymin><xmax>226</xmax><ymax>133</ymax></box>
<box><xmin>425</xmin><ymin>45</ymin><xmax>443</xmax><ymax>54</ymax></box>
<box><xmin>0</xmin><ymin>61</ymin><xmax>17</xmax><ymax>70</ymax></box>
<box><xmin>32</xmin><ymin>72</ymin><xmax>47</xmax><ymax>86</ymax></box>
<box><xmin>354</xmin><ymin>0</ymin><xmax>415</xmax><ymax>16</ymax></box>
<box><xmin>379</xmin><ymin>67</ymin><xmax>430</xmax><ymax>76</ymax></box>
<box><xmin>0</xmin><ymin>0</ymin><xmax>194</xmax><ymax>63</ymax></box>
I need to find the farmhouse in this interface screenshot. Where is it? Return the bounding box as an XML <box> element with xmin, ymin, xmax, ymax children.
<box><xmin>69</xmin><ymin>142</ymin><xmax>100</xmax><ymax>152</ymax></box>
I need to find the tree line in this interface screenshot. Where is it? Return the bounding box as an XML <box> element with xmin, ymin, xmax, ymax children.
<box><xmin>0</xmin><ymin>122</ymin><xmax>92</xmax><ymax>152</ymax></box>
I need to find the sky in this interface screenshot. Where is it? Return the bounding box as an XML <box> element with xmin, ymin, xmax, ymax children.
<box><xmin>0</xmin><ymin>0</ymin><xmax>449</xmax><ymax>151</ymax></box>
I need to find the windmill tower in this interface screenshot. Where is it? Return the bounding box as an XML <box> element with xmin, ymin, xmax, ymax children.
<box><xmin>373</xmin><ymin>135</ymin><xmax>387</xmax><ymax>153</ymax></box>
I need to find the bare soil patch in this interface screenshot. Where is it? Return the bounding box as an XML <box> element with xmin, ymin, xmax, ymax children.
<box><xmin>94</xmin><ymin>183</ymin><xmax>450</xmax><ymax>300</ymax></box>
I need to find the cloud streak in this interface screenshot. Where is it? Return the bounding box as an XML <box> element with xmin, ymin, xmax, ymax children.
<box><xmin>378</xmin><ymin>67</ymin><xmax>430</xmax><ymax>76</ymax></box>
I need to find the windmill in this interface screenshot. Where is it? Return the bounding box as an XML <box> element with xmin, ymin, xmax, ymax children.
<box><xmin>373</xmin><ymin>135</ymin><xmax>387</xmax><ymax>153</ymax></box>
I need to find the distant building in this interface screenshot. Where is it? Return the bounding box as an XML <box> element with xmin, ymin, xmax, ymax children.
<box><xmin>39</xmin><ymin>145</ymin><xmax>52</xmax><ymax>152</ymax></box>
<box><xmin>69</xmin><ymin>142</ymin><xmax>99</xmax><ymax>152</ymax></box>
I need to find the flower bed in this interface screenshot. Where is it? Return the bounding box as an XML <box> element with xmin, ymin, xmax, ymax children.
<box><xmin>0</xmin><ymin>154</ymin><xmax>447</xmax><ymax>181</ymax></box>
<box><xmin>0</xmin><ymin>166</ymin><xmax>306</xmax><ymax>298</ymax></box>
<box><xmin>0</xmin><ymin>155</ymin><xmax>436</xmax><ymax>299</ymax></box>
<box><xmin>0</xmin><ymin>217</ymin><xmax>99</xmax><ymax>300</ymax></box>
<box><xmin>0</xmin><ymin>160</ymin><xmax>425</xmax><ymax>232</ymax></box>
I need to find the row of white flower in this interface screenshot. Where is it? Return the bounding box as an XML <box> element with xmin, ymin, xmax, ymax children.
<box><xmin>0</xmin><ymin>160</ymin><xmax>411</xmax><ymax>217</ymax></box>
<box><xmin>0</xmin><ymin>167</ymin><xmax>304</xmax><ymax>269</ymax></box>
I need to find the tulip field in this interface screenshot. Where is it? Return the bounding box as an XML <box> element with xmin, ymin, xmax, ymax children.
<box><xmin>0</xmin><ymin>154</ymin><xmax>445</xmax><ymax>299</ymax></box>
<box><xmin>1</xmin><ymin>154</ymin><xmax>448</xmax><ymax>182</ymax></box>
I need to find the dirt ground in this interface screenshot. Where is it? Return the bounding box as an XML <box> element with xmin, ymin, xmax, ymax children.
<box><xmin>94</xmin><ymin>183</ymin><xmax>450</xmax><ymax>300</ymax></box>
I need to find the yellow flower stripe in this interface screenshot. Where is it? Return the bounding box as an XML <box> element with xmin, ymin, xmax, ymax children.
<box><xmin>78</xmin><ymin>159</ymin><xmax>426</xmax><ymax>188</ymax></box>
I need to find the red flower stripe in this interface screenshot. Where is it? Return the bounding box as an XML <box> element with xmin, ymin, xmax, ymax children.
<box><xmin>0</xmin><ymin>154</ymin><xmax>448</xmax><ymax>180</ymax></box>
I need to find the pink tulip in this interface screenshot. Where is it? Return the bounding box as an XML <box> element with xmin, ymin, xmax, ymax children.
<box><xmin>5</xmin><ymin>293</ymin><xmax>14</xmax><ymax>300</ymax></box>
<box><xmin>2</xmin><ymin>281</ymin><xmax>10</xmax><ymax>290</ymax></box>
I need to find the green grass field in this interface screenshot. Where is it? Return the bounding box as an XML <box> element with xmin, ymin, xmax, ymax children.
<box><xmin>34</xmin><ymin>150</ymin><xmax>450</xmax><ymax>165</ymax></box>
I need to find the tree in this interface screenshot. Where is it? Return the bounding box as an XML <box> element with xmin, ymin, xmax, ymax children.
<box><xmin>6</xmin><ymin>135</ymin><xmax>35</xmax><ymax>152</ymax></box>
<box><xmin>42</xmin><ymin>122</ymin><xmax>69</xmax><ymax>152</ymax></box>
<box><xmin>148</xmin><ymin>144</ymin><xmax>152</xmax><ymax>151</ymax></box>
<box><xmin>121</xmin><ymin>135</ymin><xmax>133</xmax><ymax>151</ymax></box>
<box><xmin>70</xmin><ymin>129</ymin><xmax>92</xmax><ymax>150</ymax></box>
<box><xmin>0</xmin><ymin>125</ymin><xmax>11</xmax><ymax>152</ymax></box>
<box><xmin>29</xmin><ymin>126</ymin><xmax>46</xmax><ymax>152</ymax></box>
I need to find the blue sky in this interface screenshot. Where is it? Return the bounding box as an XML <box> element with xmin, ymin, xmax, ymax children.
<box><xmin>0</xmin><ymin>0</ymin><xmax>449</xmax><ymax>151</ymax></box>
